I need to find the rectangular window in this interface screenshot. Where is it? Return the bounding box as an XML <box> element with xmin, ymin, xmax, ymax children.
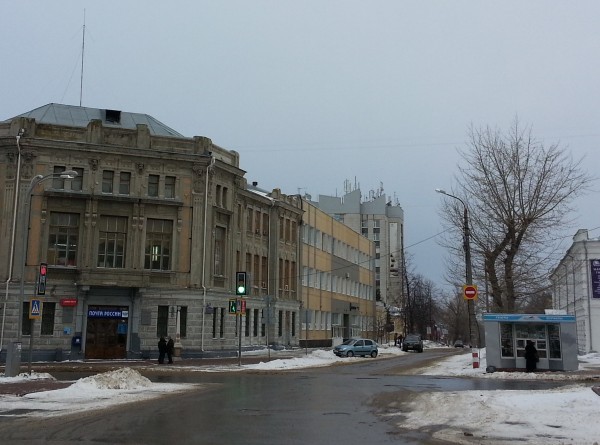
<box><xmin>220</xmin><ymin>308</ymin><xmax>225</xmax><ymax>338</ymax></box>
<box><xmin>144</xmin><ymin>219</ymin><xmax>173</xmax><ymax>270</ymax></box>
<box><xmin>52</xmin><ymin>166</ymin><xmax>66</xmax><ymax>189</ymax></box>
<box><xmin>254</xmin><ymin>211</ymin><xmax>261</xmax><ymax>235</ymax></box>
<box><xmin>253</xmin><ymin>255</ymin><xmax>260</xmax><ymax>288</ymax></box>
<box><xmin>500</xmin><ymin>323</ymin><xmax>514</xmax><ymax>358</ymax></box>
<box><xmin>71</xmin><ymin>167</ymin><xmax>84</xmax><ymax>191</ymax></box>
<box><xmin>97</xmin><ymin>216</ymin><xmax>127</xmax><ymax>268</ymax></box>
<box><xmin>179</xmin><ymin>306</ymin><xmax>187</xmax><ymax>338</ymax></box>
<box><xmin>253</xmin><ymin>308</ymin><xmax>259</xmax><ymax>336</ymax></box>
<box><xmin>245</xmin><ymin>308</ymin><xmax>250</xmax><ymax>337</ymax></box>
<box><xmin>548</xmin><ymin>324</ymin><xmax>561</xmax><ymax>359</ymax></box>
<box><xmin>165</xmin><ymin>176</ymin><xmax>176</xmax><ymax>199</ymax></box>
<box><xmin>292</xmin><ymin>312</ymin><xmax>296</xmax><ymax>337</ymax></box>
<box><xmin>278</xmin><ymin>310</ymin><xmax>283</xmax><ymax>336</ymax></box>
<box><xmin>119</xmin><ymin>172</ymin><xmax>131</xmax><ymax>195</ymax></box>
<box><xmin>247</xmin><ymin>208</ymin><xmax>253</xmax><ymax>232</ymax></box>
<box><xmin>148</xmin><ymin>174</ymin><xmax>159</xmax><ymax>197</ymax></box>
<box><xmin>214</xmin><ymin>226</ymin><xmax>226</xmax><ymax>276</ymax></box>
<box><xmin>102</xmin><ymin>170</ymin><xmax>114</xmax><ymax>193</ymax></box>
<box><xmin>41</xmin><ymin>302</ymin><xmax>56</xmax><ymax>335</ymax></box>
<box><xmin>48</xmin><ymin>212</ymin><xmax>79</xmax><ymax>266</ymax></box>
<box><xmin>212</xmin><ymin>307</ymin><xmax>217</xmax><ymax>338</ymax></box>
<box><xmin>157</xmin><ymin>305</ymin><xmax>168</xmax><ymax>337</ymax></box>
<box><xmin>22</xmin><ymin>302</ymin><xmax>31</xmax><ymax>335</ymax></box>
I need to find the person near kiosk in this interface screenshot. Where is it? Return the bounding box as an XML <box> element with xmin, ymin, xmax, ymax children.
<box><xmin>525</xmin><ymin>340</ymin><xmax>538</xmax><ymax>372</ymax></box>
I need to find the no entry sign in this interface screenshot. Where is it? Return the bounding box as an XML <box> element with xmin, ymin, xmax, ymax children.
<box><xmin>463</xmin><ymin>285</ymin><xmax>478</xmax><ymax>300</ymax></box>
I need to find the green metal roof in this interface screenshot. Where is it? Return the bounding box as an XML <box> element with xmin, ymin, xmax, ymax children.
<box><xmin>10</xmin><ymin>103</ymin><xmax>184</xmax><ymax>138</ymax></box>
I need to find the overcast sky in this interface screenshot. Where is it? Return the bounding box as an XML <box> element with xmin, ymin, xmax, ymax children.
<box><xmin>2</xmin><ymin>1</ymin><xmax>599</xmax><ymax>290</ymax></box>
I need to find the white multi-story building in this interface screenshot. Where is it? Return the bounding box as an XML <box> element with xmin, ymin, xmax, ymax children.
<box><xmin>311</xmin><ymin>181</ymin><xmax>404</xmax><ymax>308</ymax></box>
<box><xmin>550</xmin><ymin>229</ymin><xmax>600</xmax><ymax>354</ymax></box>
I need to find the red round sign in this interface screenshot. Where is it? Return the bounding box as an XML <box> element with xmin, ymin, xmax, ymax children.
<box><xmin>463</xmin><ymin>285</ymin><xmax>478</xmax><ymax>300</ymax></box>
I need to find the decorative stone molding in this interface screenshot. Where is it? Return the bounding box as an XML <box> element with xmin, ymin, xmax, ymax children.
<box><xmin>89</xmin><ymin>159</ymin><xmax>99</xmax><ymax>171</ymax></box>
<box><xmin>136</xmin><ymin>163</ymin><xmax>145</xmax><ymax>174</ymax></box>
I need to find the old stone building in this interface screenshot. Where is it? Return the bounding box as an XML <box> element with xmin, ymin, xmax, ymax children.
<box><xmin>0</xmin><ymin>103</ymin><xmax>303</xmax><ymax>360</ymax></box>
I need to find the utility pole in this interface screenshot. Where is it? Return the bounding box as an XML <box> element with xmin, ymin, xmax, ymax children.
<box><xmin>436</xmin><ymin>189</ymin><xmax>478</xmax><ymax>348</ymax></box>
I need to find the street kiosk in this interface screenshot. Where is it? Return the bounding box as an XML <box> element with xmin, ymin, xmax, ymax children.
<box><xmin>483</xmin><ymin>313</ymin><xmax>578</xmax><ymax>372</ymax></box>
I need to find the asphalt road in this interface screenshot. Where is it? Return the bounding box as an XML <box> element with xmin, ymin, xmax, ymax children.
<box><xmin>0</xmin><ymin>349</ymin><xmax>566</xmax><ymax>445</ymax></box>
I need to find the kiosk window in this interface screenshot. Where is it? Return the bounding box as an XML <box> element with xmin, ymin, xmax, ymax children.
<box><xmin>500</xmin><ymin>323</ymin><xmax>514</xmax><ymax>357</ymax></box>
<box><xmin>548</xmin><ymin>324</ymin><xmax>562</xmax><ymax>359</ymax></box>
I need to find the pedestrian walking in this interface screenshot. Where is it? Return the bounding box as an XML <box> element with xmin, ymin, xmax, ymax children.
<box><xmin>158</xmin><ymin>336</ymin><xmax>167</xmax><ymax>364</ymax></box>
<box><xmin>525</xmin><ymin>340</ymin><xmax>538</xmax><ymax>372</ymax></box>
<box><xmin>166</xmin><ymin>337</ymin><xmax>175</xmax><ymax>364</ymax></box>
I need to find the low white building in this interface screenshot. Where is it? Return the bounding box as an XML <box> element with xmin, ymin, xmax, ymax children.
<box><xmin>549</xmin><ymin>229</ymin><xmax>600</xmax><ymax>354</ymax></box>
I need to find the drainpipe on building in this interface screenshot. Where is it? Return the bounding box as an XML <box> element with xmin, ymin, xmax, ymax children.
<box><xmin>1</xmin><ymin>128</ymin><xmax>25</xmax><ymax>353</ymax></box>
<box><xmin>200</xmin><ymin>155</ymin><xmax>214</xmax><ymax>352</ymax></box>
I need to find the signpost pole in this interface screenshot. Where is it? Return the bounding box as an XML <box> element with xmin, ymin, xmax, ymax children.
<box><xmin>238</xmin><ymin>304</ymin><xmax>242</xmax><ymax>367</ymax></box>
<box><xmin>28</xmin><ymin>319</ymin><xmax>34</xmax><ymax>375</ymax></box>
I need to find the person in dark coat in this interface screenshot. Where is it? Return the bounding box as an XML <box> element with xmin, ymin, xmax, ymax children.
<box><xmin>525</xmin><ymin>340</ymin><xmax>538</xmax><ymax>372</ymax></box>
<box><xmin>158</xmin><ymin>336</ymin><xmax>167</xmax><ymax>364</ymax></box>
<box><xmin>166</xmin><ymin>337</ymin><xmax>175</xmax><ymax>364</ymax></box>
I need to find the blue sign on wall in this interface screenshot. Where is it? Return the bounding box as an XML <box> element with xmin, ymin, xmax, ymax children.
<box><xmin>87</xmin><ymin>307</ymin><xmax>129</xmax><ymax>318</ymax></box>
<box><xmin>483</xmin><ymin>313</ymin><xmax>576</xmax><ymax>323</ymax></box>
<box><xmin>591</xmin><ymin>259</ymin><xmax>600</xmax><ymax>299</ymax></box>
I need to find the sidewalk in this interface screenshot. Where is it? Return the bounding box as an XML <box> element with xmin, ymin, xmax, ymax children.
<box><xmin>0</xmin><ymin>351</ymin><xmax>304</xmax><ymax>396</ymax></box>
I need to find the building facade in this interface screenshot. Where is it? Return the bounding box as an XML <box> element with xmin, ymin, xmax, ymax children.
<box><xmin>0</xmin><ymin>104</ymin><xmax>303</xmax><ymax>361</ymax></box>
<box><xmin>300</xmin><ymin>199</ymin><xmax>376</xmax><ymax>347</ymax></box>
<box><xmin>549</xmin><ymin>229</ymin><xmax>600</xmax><ymax>354</ymax></box>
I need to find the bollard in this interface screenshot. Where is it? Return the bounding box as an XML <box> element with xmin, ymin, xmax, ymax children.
<box><xmin>472</xmin><ymin>349</ymin><xmax>480</xmax><ymax>369</ymax></box>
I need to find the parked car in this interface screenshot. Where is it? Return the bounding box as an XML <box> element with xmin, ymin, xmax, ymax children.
<box><xmin>402</xmin><ymin>334</ymin><xmax>424</xmax><ymax>353</ymax></box>
<box><xmin>454</xmin><ymin>340</ymin><xmax>464</xmax><ymax>348</ymax></box>
<box><xmin>333</xmin><ymin>338</ymin><xmax>378</xmax><ymax>358</ymax></box>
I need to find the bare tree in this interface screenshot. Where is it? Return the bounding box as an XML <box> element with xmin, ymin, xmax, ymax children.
<box><xmin>439</xmin><ymin>118</ymin><xmax>593</xmax><ymax>312</ymax></box>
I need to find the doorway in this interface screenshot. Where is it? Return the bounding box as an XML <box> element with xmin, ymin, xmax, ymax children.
<box><xmin>85</xmin><ymin>306</ymin><xmax>129</xmax><ymax>359</ymax></box>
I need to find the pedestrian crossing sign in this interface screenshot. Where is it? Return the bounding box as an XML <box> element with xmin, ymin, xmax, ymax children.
<box><xmin>29</xmin><ymin>299</ymin><xmax>42</xmax><ymax>320</ymax></box>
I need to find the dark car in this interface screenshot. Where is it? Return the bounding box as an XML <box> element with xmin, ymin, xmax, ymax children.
<box><xmin>333</xmin><ymin>338</ymin><xmax>378</xmax><ymax>358</ymax></box>
<box><xmin>402</xmin><ymin>334</ymin><xmax>423</xmax><ymax>353</ymax></box>
<box><xmin>454</xmin><ymin>340</ymin><xmax>464</xmax><ymax>348</ymax></box>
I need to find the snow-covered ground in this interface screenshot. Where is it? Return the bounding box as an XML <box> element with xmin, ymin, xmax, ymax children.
<box><xmin>2</xmin><ymin>342</ymin><xmax>599</xmax><ymax>444</ymax></box>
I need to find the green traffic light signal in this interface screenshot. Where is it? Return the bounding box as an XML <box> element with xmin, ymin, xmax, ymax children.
<box><xmin>236</xmin><ymin>272</ymin><xmax>247</xmax><ymax>295</ymax></box>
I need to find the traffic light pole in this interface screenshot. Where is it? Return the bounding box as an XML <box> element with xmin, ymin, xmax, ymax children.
<box><xmin>238</xmin><ymin>311</ymin><xmax>241</xmax><ymax>366</ymax></box>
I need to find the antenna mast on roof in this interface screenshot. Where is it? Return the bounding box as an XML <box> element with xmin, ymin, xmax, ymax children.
<box><xmin>79</xmin><ymin>9</ymin><xmax>86</xmax><ymax>107</ymax></box>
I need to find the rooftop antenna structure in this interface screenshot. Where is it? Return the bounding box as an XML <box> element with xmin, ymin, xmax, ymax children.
<box><xmin>79</xmin><ymin>9</ymin><xmax>86</xmax><ymax>107</ymax></box>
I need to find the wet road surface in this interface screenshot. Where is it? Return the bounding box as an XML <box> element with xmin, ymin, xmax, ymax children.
<box><xmin>0</xmin><ymin>349</ymin><xmax>575</xmax><ymax>444</ymax></box>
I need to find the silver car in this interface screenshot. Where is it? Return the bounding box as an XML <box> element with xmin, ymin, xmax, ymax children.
<box><xmin>333</xmin><ymin>338</ymin><xmax>378</xmax><ymax>358</ymax></box>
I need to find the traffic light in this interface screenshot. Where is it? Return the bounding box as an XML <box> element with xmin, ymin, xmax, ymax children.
<box><xmin>37</xmin><ymin>262</ymin><xmax>48</xmax><ymax>295</ymax></box>
<box><xmin>235</xmin><ymin>272</ymin><xmax>247</xmax><ymax>295</ymax></box>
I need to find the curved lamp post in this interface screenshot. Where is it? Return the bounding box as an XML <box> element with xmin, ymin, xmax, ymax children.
<box><xmin>18</xmin><ymin>171</ymin><xmax>78</xmax><ymax>343</ymax></box>
<box><xmin>435</xmin><ymin>188</ymin><xmax>477</xmax><ymax>348</ymax></box>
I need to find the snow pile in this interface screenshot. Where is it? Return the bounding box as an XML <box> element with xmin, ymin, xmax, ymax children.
<box><xmin>245</xmin><ymin>348</ymin><xmax>347</xmax><ymax>370</ymax></box>
<box><xmin>397</xmin><ymin>384</ymin><xmax>600</xmax><ymax>445</ymax></box>
<box><xmin>1</xmin><ymin>371</ymin><xmax>55</xmax><ymax>381</ymax></box>
<box><xmin>70</xmin><ymin>367</ymin><xmax>152</xmax><ymax>390</ymax></box>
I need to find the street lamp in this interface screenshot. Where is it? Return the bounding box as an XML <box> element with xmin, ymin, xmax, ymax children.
<box><xmin>435</xmin><ymin>188</ymin><xmax>477</xmax><ymax>348</ymax></box>
<box><xmin>18</xmin><ymin>170</ymin><xmax>78</xmax><ymax>341</ymax></box>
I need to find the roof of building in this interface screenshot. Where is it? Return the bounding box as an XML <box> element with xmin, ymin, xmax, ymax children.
<box><xmin>7</xmin><ymin>103</ymin><xmax>184</xmax><ymax>138</ymax></box>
